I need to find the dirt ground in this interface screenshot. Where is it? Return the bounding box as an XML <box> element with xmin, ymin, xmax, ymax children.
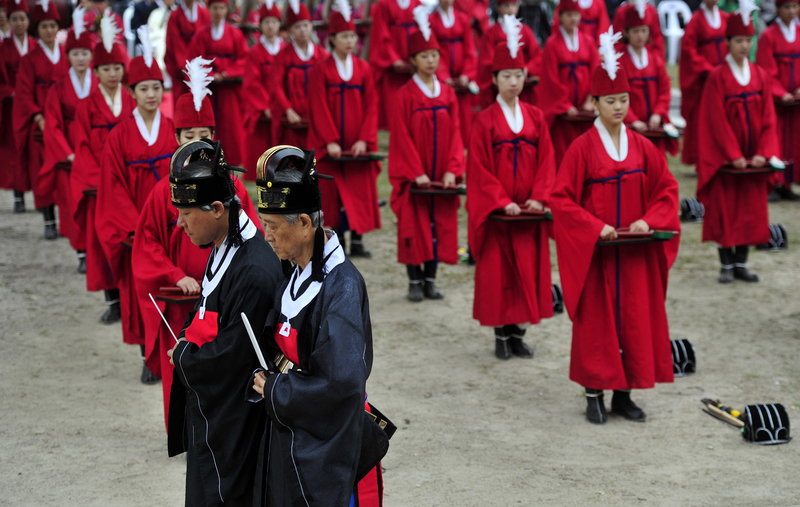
<box><xmin>1</xmin><ymin>134</ymin><xmax>799</xmax><ymax>506</ymax></box>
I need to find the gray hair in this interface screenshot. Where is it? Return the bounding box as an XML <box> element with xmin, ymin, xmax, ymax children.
<box><xmin>274</xmin><ymin>163</ymin><xmax>324</xmax><ymax>228</ymax></box>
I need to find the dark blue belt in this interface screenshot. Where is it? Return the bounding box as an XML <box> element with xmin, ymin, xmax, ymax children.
<box><xmin>126</xmin><ymin>152</ymin><xmax>173</xmax><ymax>180</ymax></box>
<box><xmin>492</xmin><ymin>138</ymin><xmax>537</xmax><ymax>179</ymax></box>
<box><xmin>725</xmin><ymin>91</ymin><xmax>762</xmax><ymax>157</ymax></box>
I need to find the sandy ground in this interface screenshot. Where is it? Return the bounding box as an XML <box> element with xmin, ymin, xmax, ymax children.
<box><xmin>1</xmin><ymin>136</ymin><xmax>799</xmax><ymax>506</ymax></box>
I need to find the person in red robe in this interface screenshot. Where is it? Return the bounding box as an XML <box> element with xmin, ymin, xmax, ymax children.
<box><xmin>165</xmin><ymin>0</ymin><xmax>209</xmax><ymax>100</ymax></box>
<box><xmin>96</xmin><ymin>45</ymin><xmax>178</xmax><ymax>383</ymax></box>
<box><xmin>39</xmin><ymin>8</ymin><xmax>97</xmax><ymax>271</ymax></box>
<box><xmin>309</xmin><ymin>0</ymin><xmax>382</xmax><ymax>258</ymax></box>
<box><xmin>612</xmin><ymin>0</ymin><xmax>664</xmax><ymax>56</ymax></box>
<box><xmin>756</xmin><ymin>0</ymin><xmax>800</xmax><ymax>201</ymax></box>
<box><xmin>697</xmin><ymin>3</ymin><xmax>781</xmax><ymax>284</ymax></box>
<box><xmin>389</xmin><ymin>11</ymin><xmax>465</xmax><ymax>301</ymax></box>
<box><xmin>538</xmin><ymin>0</ymin><xmax>599</xmax><ymax>167</ymax></box>
<box><xmin>82</xmin><ymin>1</ymin><xmax>125</xmax><ymax>44</ymax></box>
<box><xmin>476</xmin><ymin>3</ymin><xmax>541</xmax><ymax>109</ymax></box>
<box><xmin>270</xmin><ymin>0</ymin><xmax>329</xmax><ymax>148</ymax></box>
<box><xmin>0</xmin><ymin>0</ymin><xmax>9</xmax><ymax>40</ymax></box>
<box><xmin>619</xmin><ymin>3</ymin><xmax>679</xmax><ymax>156</ymax></box>
<box><xmin>368</xmin><ymin>0</ymin><xmax>421</xmax><ymax>128</ymax></box>
<box><xmin>467</xmin><ymin>36</ymin><xmax>556</xmax><ymax>360</ymax></box>
<box><xmin>241</xmin><ymin>0</ymin><xmax>284</xmax><ymax>179</ymax></box>
<box><xmin>454</xmin><ymin>0</ymin><xmax>489</xmax><ymax>36</ymax></box>
<box><xmin>550</xmin><ymin>35</ymin><xmax>680</xmax><ymax>424</ymax></box>
<box><xmin>679</xmin><ymin>0</ymin><xmax>729</xmax><ymax>167</ymax></box>
<box><xmin>0</xmin><ymin>0</ymin><xmax>33</xmax><ymax>213</ymax></box>
<box><xmin>12</xmin><ymin>0</ymin><xmax>69</xmax><ymax>239</ymax></box>
<box><xmin>552</xmin><ymin>0</ymin><xmax>610</xmax><ymax>44</ymax></box>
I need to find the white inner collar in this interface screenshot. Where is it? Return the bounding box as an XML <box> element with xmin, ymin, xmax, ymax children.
<box><xmin>593</xmin><ymin>117</ymin><xmax>628</xmax><ymax>161</ymax></box>
<box><xmin>133</xmin><ymin>107</ymin><xmax>162</xmax><ymax>146</ymax></box>
<box><xmin>560</xmin><ymin>26</ymin><xmax>579</xmax><ymax>52</ymax></box>
<box><xmin>413</xmin><ymin>73</ymin><xmax>441</xmax><ymax>98</ymax></box>
<box><xmin>396</xmin><ymin>0</ymin><xmax>410</xmax><ymax>9</ymax></box>
<box><xmin>1</xmin><ymin>27</ymin><xmax>10</xmax><ymax>39</ymax></box>
<box><xmin>292</xmin><ymin>40</ymin><xmax>314</xmax><ymax>61</ymax></box>
<box><xmin>69</xmin><ymin>67</ymin><xmax>92</xmax><ymax>99</ymax></box>
<box><xmin>777</xmin><ymin>18</ymin><xmax>797</xmax><ymax>43</ymax></box>
<box><xmin>260</xmin><ymin>35</ymin><xmax>281</xmax><ymax>55</ymax></box>
<box><xmin>437</xmin><ymin>6</ymin><xmax>455</xmax><ymax>28</ymax></box>
<box><xmin>578</xmin><ymin>0</ymin><xmax>593</xmax><ymax>9</ymax></box>
<box><xmin>496</xmin><ymin>94</ymin><xmax>523</xmax><ymax>134</ymax></box>
<box><xmin>701</xmin><ymin>3</ymin><xmax>721</xmax><ymax>29</ymax></box>
<box><xmin>333</xmin><ymin>51</ymin><xmax>353</xmax><ymax>81</ymax></box>
<box><xmin>14</xmin><ymin>35</ymin><xmax>29</xmax><ymax>56</ymax></box>
<box><xmin>100</xmin><ymin>84</ymin><xmax>122</xmax><ymax>117</ymax></box>
<box><xmin>38</xmin><ymin>40</ymin><xmax>60</xmax><ymax>64</ymax></box>
<box><xmin>280</xmin><ymin>231</ymin><xmax>346</xmax><ymax>320</ymax></box>
<box><xmin>628</xmin><ymin>45</ymin><xmax>648</xmax><ymax>69</ymax></box>
<box><xmin>211</xmin><ymin>19</ymin><xmax>225</xmax><ymax>41</ymax></box>
<box><xmin>181</xmin><ymin>0</ymin><xmax>197</xmax><ymax>22</ymax></box>
<box><xmin>725</xmin><ymin>53</ymin><xmax>751</xmax><ymax>86</ymax></box>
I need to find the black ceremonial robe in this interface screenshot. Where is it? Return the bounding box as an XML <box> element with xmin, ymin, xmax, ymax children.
<box><xmin>168</xmin><ymin>214</ymin><xmax>282</xmax><ymax>506</ymax></box>
<box><xmin>253</xmin><ymin>231</ymin><xmax>374</xmax><ymax>507</ymax></box>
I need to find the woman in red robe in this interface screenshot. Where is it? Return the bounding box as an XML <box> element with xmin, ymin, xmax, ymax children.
<box><xmin>12</xmin><ymin>0</ymin><xmax>68</xmax><ymax>239</ymax></box>
<box><xmin>187</xmin><ymin>0</ymin><xmax>248</xmax><ymax>167</ymax></box>
<box><xmin>467</xmin><ymin>38</ymin><xmax>556</xmax><ymax>360</ymax></box>
<box><xmin>539</xmin><ymin>0</ymin><xmax>599</xmax><ymax>167</ymax></box>
<box><xmin>697</xmin><ymin>5</ymin><xmax>780</xmax><ymax>284</ymax></box>
<box><xmin>679</xmin><ymin>0</ymin><xmax>729</xmax><ymax>166</ymax></box>
<box><xmin>40</xmin><ymin>10</ymin><xmax>97</xmax><ymax>270</ymax></box>
<box><xmin>476</xmin><ymin>3</ymin><xmax>541</xmax><ymax>109</ymax></box>
<box><xmin>551</xmin><ymin>45</ymin><xmax>680</xmax><ymax>425</ymax></box>
<box><xmin>96</xmin><ymin>48</ymin><xmax>178</xmax><ymax>383</ymax></box>
<box><xmin>552</xmin><ymin>0</ymin><xmax>610</xmax><ymax>44</ymax></box>
<box><xmin>368</xmin><ymin>0</ymin><xmax>420</xmax><ymax>128</ymax></box>
<box><xmin>612</xmin><ymin>0</ymin><xmax>664</xmax><ymax>56</ymax></box>
<box><xmin>309</xmin><ymin>2</ymin><xmax>381</xmax><ymax>257</ymax></box>
<box><xmin>165</xmin><ymin>0</ymin><xmax>209</xmax><ymax>99</ymax></box>
<box><xmin>619</xmin><ymin>5</ymin><xmax>679</xmax><ymax>156</ymax></box>
<box><xmin>430</xmin><ymin>0</ymin><xmax>478</xmax><ymax>143</ymax></box>
<box><xmin>241</xmin><ymin>0</ymin><xmax>283</xmax><ymax>179</ymax></box>
<box><xmin>756</xmin><ymin>0</ymin><xmax>800</xmax><ymax>200</ymax></box>
<box><xmin>390</xmin><ymin>15</ymin><xmax>464</xmax><ymax>301</ymax></box>
<box><xmin>270</xmin><ymin>0</ymin><xmax>329</xmax><ymax>148</ymax></box>
<box><xmin>0</xmin><ymin>0</ymin><xmax>33</xmax><ymax>212</ymax></box>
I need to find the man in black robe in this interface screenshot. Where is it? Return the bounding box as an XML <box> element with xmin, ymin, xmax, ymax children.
<box><xmin>165</xmin><ymin>139</ymin><xmax>282</xmax><ymax>506</ymax></box>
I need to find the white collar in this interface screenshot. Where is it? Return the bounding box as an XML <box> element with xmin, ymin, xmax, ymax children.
<box><xmin>0</xmin><ymin>27</ymin><xmax>10</xmax><ymax>40</ymax></box>
<box><xmin>100</xmin><ymin>84</ymin><xmax>122</xmax><ymax>117</ymax></box>
<box><xmin>333</xmin><ymin>51</ymin><xmax>353</xmax><ymax>81</ymax></box>
<box><xmin>133</xmin><ymin>107</ymin><xmax>162</xmax><ymax>146</ymax></box>
<box><xmin>69</xmin><ymin>67</ymin><xmax>92</xmax><ymax>99</ymax></box>
<box><xmin>593</xmin><ymin>117</ymin><xmax>628</xmax><ymax>161</ymax></box>
<box><xmin>725</xmin><ymin>53</ymin><xmax>750</xmax><ymax>86</ymax></box>
<box><xmin>292</xmin><ymin>40</ymin><xmax>314</xmax><ymax>61</ymax></box>
<box><xmin>211</xmin><ymin>19</ymin><xmax>225</xmax><ymax>41</ymax></box>
<box><xmin>181</xmin><ymin>0</ymin><xmax>197</xmax><ymax>22</ymax></box>
<box><xmin>280</xmin><ymin>231</ymin><xmax>346</xmax><ymax>320</ymax></box>
<box><xmin>260</xmin><ymin>35</ymin><xmax>281</xmax><ymax>55</ymax></box>
<box><xmin>38</xmin><ymin>40</ymin><xmax>60</xmax><ymax>64</ymax></box>
<box><xmin>13</xmin><ymin>34</ymin><xmax>28</xmax><ymax>56</ymax></box>
<box><xmin>396</xmin><ymin>0</ymin><xmax>410</xmax><ymax>9</ymax></box>
<box><xmin>437</xmin><ymin>6</ymin><xmax>455</xmax><ymax>28</ymax></box>
<box><xmin>413</xmin><ymin>73</ymin><xmax>441</xmax><ymax>98</ymax></box>
<box><xmin>497</xmin><ymin>94</ymin><xmax>523</xmax><ymax>134</ymax></box>
<box><xmin>701</xmin><ymin>3</ymin><xmax>721</xmax><ymax>29</ymax></box>
<box><xmin>559</xmin><ymin>26</ymin><xmax>579</xmax><ymax>52</ymax></box>
<box><xmin>578</xmin><ymin>0</ymin><xmax>593</xmax><ymax>9</ymax></box>
<box><xmin>628</xmin><ymin>45</ymin><xmax>648</xmax><ymax>69</ymax></box>
<box><xmin>777</xmin><ymin>18</ymin><xmax>797</xmax><ymax>43</ymax></box>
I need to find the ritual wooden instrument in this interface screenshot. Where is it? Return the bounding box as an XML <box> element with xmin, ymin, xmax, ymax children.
<box><xmin>55</xmin><ymin>160</ymin><xmax>72</xmax><ymax>172</ymax></box>
<box><xmin>280</xmin><ymin>118</ymin><xmax>309</xmax><ymax>130</ymax></box>
<box><xmin>155</xmin><ymin>287</ymin><xmax>201</xmax><ymax>304</ymax></box>
<box><xmin>597</xmin><ymin>228</ymin><xmax>678</xmax><ymax>246</ymax></box>
<box><xmin>559</xmin><ymin>110</ymin><xmax>596</xmax><ymax>122</ymax></box>
<box><xmin>82</xmin><ymin>187</ymin><xmax>97</xmax><ymax>197</ymax></box>
<box><xmin>718</xmin><ymin>158</ymin><xmax>786</xmax><ymax>175</ymax></box>
<box><xmin>488</xmin><ymin>208</ymin><xmax>553</xmax><ymax>222</ymax></box>
<box><xmin>409</xmin><ymin>181</ymin><xmax>466</xmax><ymax>195</ymax></box>
<box><xmin>322</xmin><ymin>151</ymin><xmax>387</xmax><ymax>162</ymax></box>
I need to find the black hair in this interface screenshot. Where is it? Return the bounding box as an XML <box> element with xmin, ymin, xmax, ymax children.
<box><xmin>176</xmin><ymin>127</ymin><xmax>215</xmax><ymax>138</ymax></box>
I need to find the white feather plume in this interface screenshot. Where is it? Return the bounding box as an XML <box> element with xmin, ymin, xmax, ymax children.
<box><xmin>413</xmin><ymin>5</ymin><xmax>431</xmax><ymax>41</ymax></box>
<box><xmin>182</xmin><ymin>57</ymin><xmax>215</xmax><ymax>113</ymax></box>
<box><xmin>598</xmin><ymin>26</ymin><xmax>624</xmax><ymax>81</ymax></box>
<box><xmin>633</xmin><ymin>0</ymin><xmax>646</xmax><ymax>19</ymax></box>
<box><xmin>100</xmin><ymin>9</ymin><xmax>121</xmax><ymax>53</ymax></box>
<box><xmin>500</xmin><ymin>15</ymin><xmax>524</xmax><ymax>59</ymax></box>
<box><xmin>333</xmin><ymin>0</ymin><xmax>352</xmax><ymax>22</ymax></box>
<box><xmin>13</xmin><ymin>0</ymin><xmax>22</xmax><ymax>5</ymax></box>
<box><xmin>264</xmin><ymin>0</ymin><xmax>275</xmax><ymax>10</ymax></box>
<box><xmin>137</xmin><ymin>25</ymin><xmax>154</xmax><ymax>68</ymax></box>
<box><xmin>72</xmin><ymin>6</ymin><xmax>87</xmax><ymax>40</ymax></box>
<box><xmin>35</xmin><ymin>0</ymin><xmax>50</xmax><ymax>13</ymax></box>
<box><xmin>288</xmin><ymin>0</ymin><xmax>300</xmax><ymax>15</ymax></box>
<box><xmin>738</xmin><ymin>0</ymin><xmax>759</xmax><ymax>27</ymax></box>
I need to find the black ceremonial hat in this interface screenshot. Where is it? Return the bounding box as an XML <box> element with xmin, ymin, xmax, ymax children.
<box><xmin>169</xmin><ymin>138</ymin><xmax>245</xmax><ymax>209</ymax></box>
<box><xmin>255</xmin><ymin>145</ymin><xmax>332</xmax><ymax>215</ymax></box>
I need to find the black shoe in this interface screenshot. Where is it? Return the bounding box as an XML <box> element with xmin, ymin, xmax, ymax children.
<box><xmin>141</xmin><ymin>363</ymin><xmax>159</xmax><ymax>384</ymax></box>
<box><xmin>406</xmin><ymin>265</ymin><xmax>424</xmax><ymax>302</ymax></box>
<box><xmin>77</xmin><ymin>252</ymin><xmax>86</xmax><ymax>274</ymax></box>
<box><xmin>43</xmin><ymin>205</ymin><xmax>58</xmax><ymax>240</ymax></box>
<box><xmin>100</xmin><ymin>289</ymin><xmax>121</xmax><ymax>324</ymax></box>
<box><xmin>611</xmin><ymin>390</ymin><xmax>646</xmax><ymax>421</ymax></box>
<box><xmin>776</xmin><ymin>185</ymin><xmax>800</xmax><ymax>201</ymax></box>
<box><xmin>13</xmin><ymin>191</ymin><xmax>25</xmax><ymax>213</ymax></box>
<box><xmin>768</xmin><ymin>189</ymin><xmax>781</xmax><ymax>202</ymax></box>
<box><xmin>423</xmin><ymin>261</ymin><xmax>444</xmax><ymax>299</ymax></box>
<box><xmin>378</xmin><ymin>198</ymin><xmax>388</xmax><ymax>207</ymax></box>
<box><xmin>733</xmin><ymin>246</ymin><xmax>759</xmax><ymax>282</ymax></box>
<box><xmin>349</xmin><ymin>239</ymin><xmax>372</xmax><ymax>258</ymax></box>
<box><xmin>585</xmin><ymin>389</ymin><xmax>608</xmax><ymax>424</ymax></box>
<box><xmin>718</xmin><ymin>247</ymin><xmax>734</xmax><ymax>284</ymax></box>
<box><xmin>495</xmin><ymin>330</ymin><xmax>512</xmax><ymax>360</ymax></box>
<box><xmin>504</xmin><ymin>324</ymin><xmax>534</xmax><ymax>358</ymax></box>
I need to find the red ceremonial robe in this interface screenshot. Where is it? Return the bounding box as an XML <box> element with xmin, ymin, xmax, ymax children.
<box><xmin>96</xmin><ymin>111</ymin><xmax>178</xmax><ymax>346</ymax></box>
<box><xmin>389</xmin><ymin>77</ymin><xmax>465</xmax><ymax>265</ymax></box>
<box><xmin>308</xmin><ymin>54</ymin><xmax>382</xmax><ymax>234</ymax></box>
<box><xmin>552</xmin><ymin>0</ymin><xmax>610</xmax><ymax>44</ymax></box>
<box><xmin>12</xmin><ymin>42</ymin><xmax>69</xmax><ymax>208</ymax></box>
<box><xmin>476</xmin><ymin>22</ymin><xmax>541</xmax><ymax>109</ymax></box>
<box><xmin>40</xmin><ymin>71</ymin><xmax>98</xmax><ymax>244</ymax></box>
<box><xmin>269</xmin><ymin>42</ymin><xmax>329</xmax><ymax>148</ymax></box>
<box><xmin>612</xmin><ymin>3</ymin><xmax>664</xmax><ymax>56</ymax></box>
<box><xmin>0</xmin><ymin>35</ymin><xmax>35</xmax><ymax>192</ymax></box>
<box><xmin>188</xmin><ymin>21</ymin><xmax>248</xmax><ymax>167</ymax></box>
<box><xmin>538</xmin><ymin>28</ymin><xmax>599</xmax><ymax>167</ymax></box>
<box><xmin>756</xmin><ymin>20</ymin><xmax>800</xmax><ymax>184</ymax></box>
<box><xmin>467</xmin><ymin>100</ymin><xmax>556</xmax><ymax>327</ymax></box>
<box><xmin>620</xmin><ymin>46</ymin><xmax>679</xmax><ymax>156</ymax></box>
<box><xmin>431</xmin><ymin>7</ymin><xmax>478</xmax><ymax>143</ymax></box>
<box><xmin>454</xmin><ymin>0</ymin><xmax>489</xmax><ymax>35</ymax></box>
<box><xmin>679</xmin><ymin>7</ymin><xmax>729</xmax><ymax>165</ymax></box>
<box><xmin>241</xmin><ymin>36</ymin><xmax>284</xmax><ymax>179</ymax></box>
<box><xmin>697</xmin><ymin>60</ymin><xmax>780</xmax><ymax>248</ymax></box>
<box><xmin>551</xmin><ymin>122</ymin><xmax>680</xmax><ymax>390</ymax></box>
<box><xmin>368</xmin><ymin>0</ymin><xmax>421</xmax><ymax>128</ymax></box>
<box><xmin>72</xmin><ymin>87</ymin><xmax>136</xmax><ymax>292</ymax></box>
<box><xmin>165</xmin><ymin>1</ymin><xmax>210</xmax><ymax>99</ymax></box>
<box><xmin>132</xmin><ymin>176</ymin><xmax>262</xmax><ymax>432</ymax></box>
